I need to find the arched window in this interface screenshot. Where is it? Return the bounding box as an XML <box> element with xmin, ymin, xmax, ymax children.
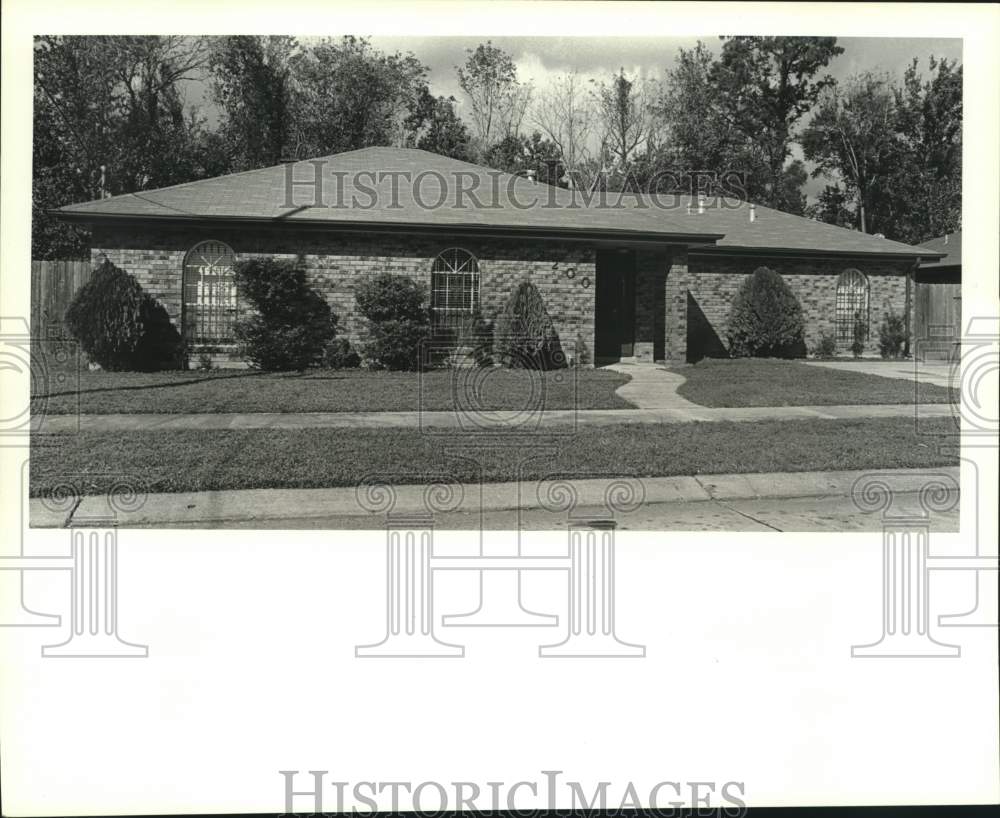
<box><xmin>835</xmin><ymin>269</ymin><xmax>869</xmax><ymax>343</ymax></box>
<box><xmin>182</xmin><ymin>240</ymin><xmax>237</xmax><ymax>347</ymax></box>
<box><xmin>431</xmin><ymin>248</ymin><xmax>480</xmax><ymax>335</ymax></box>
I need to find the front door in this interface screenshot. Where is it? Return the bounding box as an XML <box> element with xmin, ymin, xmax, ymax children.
<box><xmin>594</xmin><ymin>249</ymin><xmax>636</xmax><ymax>365</ymax></box>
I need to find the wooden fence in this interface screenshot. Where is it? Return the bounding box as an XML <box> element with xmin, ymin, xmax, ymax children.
<box><xmin>914</xmin><ymin>281</ymin><xmax>961</xmax><ymax>359</ymax></box>
<box><xmin>30</xmin><ymin>260</ymin><xmax>93</xmax><ymax>339</ymax></box>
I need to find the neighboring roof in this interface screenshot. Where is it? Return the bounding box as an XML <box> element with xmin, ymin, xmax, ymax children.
<box><xmin>917</xmin><ymin>231</ymin><xmax>962</xmax><ymax>269</ymax></box>
<box><xmin>57</xmin><ymin>146</ymin><xmax>941</xmax><ymax>260</ymax></box>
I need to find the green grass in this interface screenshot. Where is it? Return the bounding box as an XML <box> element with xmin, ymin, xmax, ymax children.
<box><xmin>32</xmin><ymin>368</ymin><xmax>633</xmax><ymax>414</ymax></box>
<box><xmin>674</xmin><ymin>358</ymin><xmax>957</xmax><ymax>407</ymax></box>
<box><xmin>31</xmin><ymin>418</ymin><xmax>958</xmax><ymax>496</ymax></box>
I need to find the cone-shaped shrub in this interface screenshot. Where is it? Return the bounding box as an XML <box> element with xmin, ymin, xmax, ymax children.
<box><xmin>493</xmin><ymin>281</ymin><xmax>566</xmax><ymax>370</ymax></box>
<box><xmin>726</xmin><ymin>267</ymin><xmax>806</xmax><ymax>358</ymax></box>
<box><xmin>64</xmin><ymin>259</ymin><xmax>182</xmax><ymax>371</ymax></box>
<box><xmin>233</xmin><ymin>258</ymin><xmax>337</xmax><ymax>370</ymax></box>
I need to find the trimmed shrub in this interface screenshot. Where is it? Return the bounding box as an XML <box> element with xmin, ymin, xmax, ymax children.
<box><xmin>233</xmin><ymin>258</ymin><xmax>337</xmax><ymax>371</ymax></box>
<box><xmin>878</xmin><ymin>310</ymin><xmax>907</xmax><ymax>359</ymax></box>
<box><xmin>363</xmin><ymin>320</ymin><xmax>432</xmax><ymax>371</ymax></box>
<box><xmin>355</xmin><ymin>273</ymin><xmax>431</xmax><ymax>371</ymax></box>
<box><xmin>811</xmin><ymin>330</ymin><xmax>837</xmax><ymax>359</ymax></box>
<box><xmin>64</xmin><ymin>259</ymin><xmax>182</xmax><ymax>371</ymax></box>
<box><xmin>851</xmin><ymin>312</ymin><xmax>867</xmax><ymax>358</ymax></box>
<box><xmin>493</xmin><ymin>281</ymin><xmax>566</xmax><ymax>370</ymax></box>
<box><xmin>726</xmin><ymin>267</ymin><xmax>806</xmax><ymax>358</ymax></box>
<box><xmin>323</xmin><ymin>338</ymin><xmax>361</xmax><ymax>369</ymax></box>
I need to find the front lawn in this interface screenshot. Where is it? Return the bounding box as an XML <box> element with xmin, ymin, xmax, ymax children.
<box><xmin>31</xmin><ymin>417</ymin><xmax>957</xmax><ymax>496</ymax></box>
<box><xmin>32</xmin><ymin>367</ymin><xmax>633</xmax><ymax>414</ymax></box>
<box><xmin>674</xmin><ymin>358</ymin><xmax>957</xmax><ymax>407</ymax></box>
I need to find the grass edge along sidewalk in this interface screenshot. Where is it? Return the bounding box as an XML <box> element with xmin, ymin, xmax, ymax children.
<box><xmin>31</xmin><ymin>360</ymin><xmax>956</xmax><ymax>415</ymax></box>
<box><xmin>31</xmin><ymin>417</ymin><xmax>958</xmax><ymax>497</ymax></box>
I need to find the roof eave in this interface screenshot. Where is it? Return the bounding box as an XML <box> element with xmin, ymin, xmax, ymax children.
<box><xmin>690</xmin><ymin>244</ymin><xmax>946</xmax><ymax>262</ymax></box>
<box><xmin>53</xmin><ymin>210</ymin><xmax>725</xmax><ymax>247</ymax></box>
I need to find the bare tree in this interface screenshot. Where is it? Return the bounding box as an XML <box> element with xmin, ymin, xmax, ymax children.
<box><xmin>591</xmin><ymin>68</ymin><xmax>651</xmax><ymax>173</ymax></box>
<box><xmin>531</xmin><ymin>71</ymin><xmax>593</xmax><ymax>186</ymax></box>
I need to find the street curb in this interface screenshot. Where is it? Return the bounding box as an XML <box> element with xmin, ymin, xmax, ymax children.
<box><xmin>30</xmin><ymin>466</ymin><xmax>961</xmax><ymax>528</ymax></box>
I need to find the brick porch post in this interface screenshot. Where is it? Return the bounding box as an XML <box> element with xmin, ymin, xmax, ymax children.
<box><xmin>664</xmin><ymin>247</ymin><xmax>689</xmax><ymax>362</ymax></box>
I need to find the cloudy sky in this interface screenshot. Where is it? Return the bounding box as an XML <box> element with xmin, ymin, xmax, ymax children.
<box><xmin>188</xmin><ymin>35</ymin><xmax>962</xmax><ymax>200</ymax></box>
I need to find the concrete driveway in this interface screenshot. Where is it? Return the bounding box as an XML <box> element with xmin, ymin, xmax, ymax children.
<box><xmin>804</xmin><ymin>359</ymin><xmax>958</xmax><ymax>389</ymax></box>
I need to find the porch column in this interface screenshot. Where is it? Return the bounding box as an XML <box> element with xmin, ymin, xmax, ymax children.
<box><xmin>664</xmin><ymin>247</ymin><xmax>689</xmax><ymax>362</ymax></box>
<box><xmin>633</xmin><ymin>248</ymin><xmax>666</xmax><ymax>363</ymax></box>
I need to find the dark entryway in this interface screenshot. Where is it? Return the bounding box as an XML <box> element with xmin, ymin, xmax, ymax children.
<box><xmin>594</xmin><ymin>249</ymin><xmax>636</xmax><ymax>365</ymax></box>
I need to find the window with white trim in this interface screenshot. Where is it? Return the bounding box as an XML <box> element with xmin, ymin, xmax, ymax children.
<box><xmin>430</xmin><ymin>248</ymin><xmax>480</xmax><ymax>335</ymax></box>
<box><xmin>182</xmin><ymin>240</ymin><xmax>238</xmax><ymax>347</ymax></box>
<box><xmin>835</xmin><ymin>268</ymin><xmax>870</xmax><ymax>343</ymax></box>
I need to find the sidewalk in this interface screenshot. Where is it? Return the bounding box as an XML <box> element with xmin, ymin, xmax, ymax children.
<box><xmin>33</xmin><ymin>402</ymin><xmax>954</xmax><ymax>432</ymax></box>
<box><xmin>30</xmin><ymin>466</ymin><xmax>960</xmax><ymax>528</ymax></box>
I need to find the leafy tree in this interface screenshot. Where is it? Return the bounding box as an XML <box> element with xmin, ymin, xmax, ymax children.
<box><xmin>407</xmin><ymin>89</ymin><xmax>474</xmax><ymax>161</ymax></box>
<box><xmin>208</xmin><ymin>36</ymin><xmax>297</xmax><ymax>170</ymax></box>
<box><xmin>33</xmin><ymin>35</ymin><xmax>210</xmax><ymax>258</ymax></box>
<box><xmin>888</xmin><ymin>57</ymin><xmax>962</xmax><ymax>243</ymax></box>
<box><xmin>483</xmin><ymin>131</ymin><xmax>565</xmax><ymax>186</ymax></box>
<box><xmin>806</xmin><ymin>184</ymin><xmax>856</xmax><ymax>229</ymax></box>
<box><xmin>802</xmin><ymin>72</ymin><xmax>901</xmax><ymax>234</ymax></box>
<box><xmin>709</xmin><ymin>37</ymin><xmax>844</xmax><ymax>210</ymax></box>
<box><xmin>648</xmin><ymin>41</ymin><xmax>809</xmax><ymax>211</ymax></box>
<box><xmin>233</xmin><ymin>258</ymin><xmax>337</xmax><ymax>370</ymax></box>
<box><xmin>726</xmin><ymin>267</ymin><xmax>805</xmax><ymax>358</ymax></box>
<box><xmin>457</xmin><ymin>41</ymin><xmax>532</xmax><ymax>154</ymax></box>
<box><xmin>291</xmin><ymin>36</ymin><xmax>430</xmax><ymax>156</ymax></box>
<box><xmin>64</xmin><ymin>259</ymin><xmax>182</xmax><ymax>370</ymax></box>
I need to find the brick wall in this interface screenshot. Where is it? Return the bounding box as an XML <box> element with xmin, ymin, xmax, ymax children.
<box><xmin>90</xmin><ymin>225</ymin><xmax>597</xmax><ymax>365</ymax></box>
<box><xmin>674</xmin><ymin>253</ymin><xmax>913</xmax><ymax>360</ymax></box>
<box><xmin>89</xmin><ymin>223</ymin><xmax>916</xmax><ymax>367</ymax></box>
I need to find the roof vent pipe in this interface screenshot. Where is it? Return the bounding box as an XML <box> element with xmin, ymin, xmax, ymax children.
<box><xmin>944</xmin><ymin>233</ymin><xmax>949</xmax><ymax>244</ymax></box>
<box><xmin>697</xmin><ymin>194</ymin><xmax>705</xmax><ymax>215</ymax></box>
<box><xmin>525</xmin><ymin>169</ymin><xmax>536</xmax><ymax>182</ymax></box>
<box><xmin>749</xmin><ymin>203</ymin><xmax>756</xmax><ymax>223</ymax></box>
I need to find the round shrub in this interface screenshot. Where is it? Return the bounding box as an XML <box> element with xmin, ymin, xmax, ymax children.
<box><xmin>64</xmin><ymin>259</ymin><xmax>182</xmax><ymax>371</ymax></box>
<box><xmin>355</xmin><ymin>273</ymin><xmax>431</xmax><ymax>371</ymax></box>
<box><xmin>363</xmin><ymin>320</ymin><xmax>431</xmax><ymax>371</ymax></box>
<box><xmin>878</xmin><ymin>309</ymin><xmax>907</xmax><ymax>359</ymax></box>
<box><xmin>493</xmin><ymin>281</ymin><xmax>566</xmax><ymax>370</ymax></box>
<box><xmin>233</xmin><ymin>258</ymin><xmax>337</xmax><ymax>371</ymax></box>
<box><xmin>323</xmin><ymin>337</ymin><xmax>361</xmax><ymax>369</ymax></box>
<box><xmin>355</xmin><ymin>272</ymin><xmax>428</xmax><ymax>324</ymax></box>
<box><xmin>810</xmin><ymin>330</ymin><xmax>837</xmax><ymax>359</ymax></box>
<box><xmin>726</xmin><ymin>267</ymin><xmax>806</xmax><ymax>358</ymax></box>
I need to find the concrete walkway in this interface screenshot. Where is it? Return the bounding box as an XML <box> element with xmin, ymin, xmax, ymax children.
<box><xmin>32</xmin><ymin>401</ymin><xmax>954</xmax><ymax>432</ymax></box>
<box><xmin>805</xmin><ymin>359</ymin><xmax>958</xmax><ymax>389</ymax></box>
<box><xmin>604</xmin><ymin>362</ymin><xmax>705</xmax><ymax>410</ymax></box>
<box><xmin>29</xmin><ymin>466</ymin><xmax>960</xmax><ymax>528</ymax></box>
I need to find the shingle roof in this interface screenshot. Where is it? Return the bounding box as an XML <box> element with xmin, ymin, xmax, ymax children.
<box><xmin>58</xmin><ymin>146</ymin><xmax>941</xmax><ymax>259</ymax></box>
<box><xmin>917</xmin><ymin>231</ymin><xmax>962</xmax><ymax>268</ymax></box>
